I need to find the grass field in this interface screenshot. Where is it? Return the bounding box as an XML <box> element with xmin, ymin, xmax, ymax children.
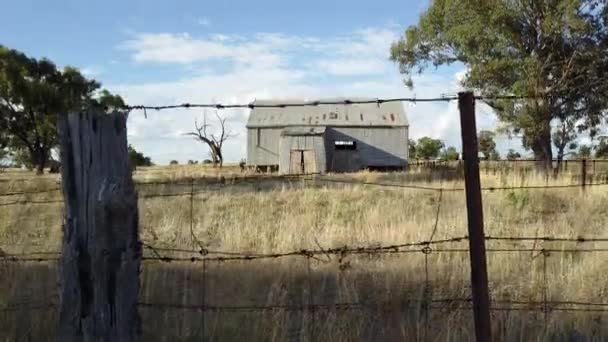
<box><xmin>1</xmin><ymin>166</ymin><xmax>607</xmax><ymax>341</ymax></box>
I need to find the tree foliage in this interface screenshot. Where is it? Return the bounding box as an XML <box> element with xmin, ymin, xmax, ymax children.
<box><xmin>0</xmin><ymin>45</ymin><xmax>124</xmax><ymax>173</ymax></box>
<box><xmin>128</xmin><ymin>145</ymin><xmax>153</xmax><ymax>168</ymax></box>
<box><xmin>391</xmin><ymin>0</ymin><xmax>608</xmax><ymax>169</ymax></box>
<box><xmin>576</xmin><ymin>144</ymin><xmax>592</xmax><ymax>158</ymax></box>
<box><xmin>416</xmin><ymin>136</ymin><xmax>444</xmax><ymax>159</ymax></box>
<box><xmin>506</xmin><ymin>149</ymin><xmax>521</xmax><ymax>160</ymax></box>
<box><xmin>408</xmin><ymin>139</ymin><xmax>417</xmax><ymax>159</ymax></box>
<box><xmin>440</xmin><ymin>146</ymin><xmax>460</xmax><ymax>160</ymax></box>
<box><xmin>595</xmin><ymin>137</ymin><xmax>608</xmax><ymax>158</ymax></box>
<box><xmin>478</xmin><ymin>130</ymin><xmax>499</xmax><ymax>160</ymax></box>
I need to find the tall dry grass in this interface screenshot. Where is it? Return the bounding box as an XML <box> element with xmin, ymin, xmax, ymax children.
<box><xmin>1</xmin><ymin>167</ymin><xmax>607</xmax><ymax>341</ymax></box>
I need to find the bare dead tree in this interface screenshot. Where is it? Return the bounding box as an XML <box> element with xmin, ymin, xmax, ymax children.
<box><xmin>184</xmin><ymin>110</ymin><xmax>235</xmax><ymax>168</ymax></box>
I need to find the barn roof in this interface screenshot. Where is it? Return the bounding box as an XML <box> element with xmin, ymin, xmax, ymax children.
<box><xmin>246</xmin><ymin>98</ymin><xmax>408</xmax><ymax>128</ymax></box>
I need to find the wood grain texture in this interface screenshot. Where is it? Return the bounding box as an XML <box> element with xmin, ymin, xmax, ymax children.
<box><xmin>57</xmin><ymin>110</ymin><xmax>141</xmax><ymax>342</ymax></box>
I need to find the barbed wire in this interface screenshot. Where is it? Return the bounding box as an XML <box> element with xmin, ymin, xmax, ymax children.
<box><xmin>485</xmin><ymin>236</ymin><xmax>608</xmax><ymax>242</ymax></box>
<box><xmin>4</xmin><ymin>233</ymin><xmax>608</xmax><ymax>263</ymax></box>
<box><xmin>3</xmin><ymin>169</ymin><xmax>607</xmax><ymax>200</ymax></box>
<box><xmin>0</xmin><ymin>198</ymin><xmax>64</xmax><ymax>206</ymax></box>
<box><xmin>0</xmin><ymin>188</ymin><xmax>61</xmax><ymax>197</ymax></box>
<box><xmin>136</xmin><ymin>299</ymin><xmax>608</xmax><ymax>313</ymax></box>
<box><xmin>0</xmin><ymin>298</ymin><xmax>57</xmax><ymax>312</ymax></box>
<box><xmin>4</xmin><ymin>298</ymin><xmax>606</xmax><ymax>314</ymax></box>
<box><xmin>121</xmin><ymin>94</ymin><xmax>551</xmax><ymax>114</ymax></box>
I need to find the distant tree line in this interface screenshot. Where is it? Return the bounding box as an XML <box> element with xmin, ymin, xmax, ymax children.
<box><xmin>408</xmin><ymin>131</ymin><xmax>607</xmax><ymax>161</ymax></box>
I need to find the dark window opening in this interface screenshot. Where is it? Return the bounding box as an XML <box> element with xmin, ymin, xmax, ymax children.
<box><xmin>329</xmin><ymin>112</ymin><xmax>338</xmax><ymax>119</ymax></box>
<box><xmin>335</xmin><ymin>140</ymin><xmax>356</xmax><ymax>150</ymax></box>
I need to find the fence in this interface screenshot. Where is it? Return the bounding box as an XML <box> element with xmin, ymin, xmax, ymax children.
<box><xmin>1</xmin><ymin>93</ymin><xmax>608</xmax><ymax>341</ymax></box>
<box><xmin>410</xmin><ymin>158</ymin><xmax>608</xmax><ymax>179</ymax></box>
<box><xmin>2</xmin><ymin>172</ymin><xmax>608</xmax><ymax>340</ymax></box>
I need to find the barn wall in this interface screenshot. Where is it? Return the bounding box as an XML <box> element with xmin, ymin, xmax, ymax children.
<box><xmin>279</xmin><ymin>135</ymin><xmax>326</xmax><ymax>174</ymax></box>
<box><xmin>325</xmin><ymin>127</ymin><xmax>408</xmax><ymax>172</ymax></box>
<box><xmin>246</xmin><ymin>128</ymin><xmax>282</xmax><ymax>166</ymax></box>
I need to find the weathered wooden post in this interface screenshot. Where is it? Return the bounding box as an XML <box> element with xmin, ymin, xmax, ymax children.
<box><xmin>57</xmin><ymin>109</ymin><xmax>141</xmax><ymax>342</ymax></box>
<box><xmin>582</xmin><ymin>158</ymin><xmax>587</xmax><ymax>190</ymax></box>
<box><xmin>458</xmin><ymin>92</ymin><xmax>492</xmax><ymax>341</ymax></box>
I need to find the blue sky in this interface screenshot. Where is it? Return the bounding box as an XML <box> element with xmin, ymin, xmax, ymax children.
<box><xmin>1</xmin><ymin>0</ymin><xmax>524</xmax><ymax>163</ymax></box>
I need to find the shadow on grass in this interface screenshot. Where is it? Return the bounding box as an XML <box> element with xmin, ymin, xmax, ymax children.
<box><xmin>2</xmin><ymin>254</ymin><xmax>607</xmax><ymax>342</ymax></box>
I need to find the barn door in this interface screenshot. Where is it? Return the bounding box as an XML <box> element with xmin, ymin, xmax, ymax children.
<box><xmin>290</xmin><ymin>150</ymin><xmax>316</xmax><ymax>174</ymax></box>
<box><xmin>303</xmin><ymin>150</ymin><xmax>317</xmax><ymax>174</ymax></box>
<box><xmin>290</xmin><ymin>150</ymin><xmax>304</xmax><ymax>174</ymax></box>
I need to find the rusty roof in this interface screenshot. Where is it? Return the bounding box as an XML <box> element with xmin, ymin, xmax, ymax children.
<box><xmin>246</xmin><ymin>98</ymin><xmax>408</xmax><ymax>128</ymax></box>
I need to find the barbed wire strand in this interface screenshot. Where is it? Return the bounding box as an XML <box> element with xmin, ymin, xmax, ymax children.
<box><xmin>3</xmin><ymin>172</ymin><xmax>608</xmax><ymax>200</ymax></box>
<box><xmin>121</xmin><ymin>94</ymin><xmax>553</xmax><ymax>114</ymax></box>
<box><xmin>5</xmin><ymin>233</ymin><xmax>608</xmax><ymax>263</ymax></box>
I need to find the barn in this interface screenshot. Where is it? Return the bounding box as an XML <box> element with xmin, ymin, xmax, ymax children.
<box><xmin>246</xmin><ymin>98</ymin><xmax>409</xmax><ymax>174</ymax></box>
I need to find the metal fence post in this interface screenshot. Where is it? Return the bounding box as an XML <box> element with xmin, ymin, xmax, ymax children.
<box><xmin>458</xmin><ymin>91</ymin><xmax>492</xmax><ymax>342</ymax></box>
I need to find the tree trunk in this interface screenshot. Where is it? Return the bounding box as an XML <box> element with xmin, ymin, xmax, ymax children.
<box><xmin>530</xmin><ymin>119</ymin><xmax>553</xmax><ymax>172</ymax></box>
<box><xmin>57</xmin><ymin>109</ymin><xmax>141</xmax><ymax>342</ymax></box>
<box><xmin>210</xmin><ymin>144</ymin><xmax>221</xmax><ymax>168</ymax></box>
<box><xmin>33</xmin><ymin>148</ymin><xmax>47</xmax><ymax>175</ymax></box>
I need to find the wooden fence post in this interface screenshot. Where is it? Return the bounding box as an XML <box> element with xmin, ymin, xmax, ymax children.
<box><xmin>582</xmin><ymin>158</ymin><xmax>587</xmax><ymax>190</ymax></box>
<box><xmin>57</xmin><ymin>109</ymin><xmax>141</xmax><ymax>342</ymax></box>
<box><xmin>458</xmin><ymin>92</ymin><xmax>492</xmax><ymax>341</ymax></box>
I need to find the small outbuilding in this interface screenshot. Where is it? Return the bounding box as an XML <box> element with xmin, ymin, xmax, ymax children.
<box><xmin>246</xmin><ymin>98</ymin><xmax>409</xmax><ymax>174</ymax></box>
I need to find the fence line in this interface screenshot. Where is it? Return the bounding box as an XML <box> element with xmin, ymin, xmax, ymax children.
<box><xmin>3</xmin><ymin>173</ymin><xmax>608</xmax><ymax>201</ymax></box>
<box><xmin>3</xmin><ymin>159</ymin><xmax>608</xmax><ymax>339</ymax></box>
<box><xmin>4</xmin><ymin>235</ymin><xmax>608</xmax><ymax>262</ymax></box>
<box><xmin>120</xmin><ymin>94</ymin><xmax>549</xmax><ymax>114</ymax></box>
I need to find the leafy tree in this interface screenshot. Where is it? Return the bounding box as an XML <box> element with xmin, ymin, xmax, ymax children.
<box><xmin>0</xmin><ymin>45</ymin><xmax>124</xmax><ymax>174</ymax></box>
<box><xmin>595</xmin><ymin>137</ymin><xmax>608</xmax><ymax>158</ymax></box>
<box><xmin>416</xmin><ymin>137</ymin><xmax>444</xmax><ymax>159</ymax></box>
<box><xmin>391</xmin><ymin>1</ymin><xmax>608</xmax><ymax>170</ymax></box>
<box><xmin>440</xmin><ymin>146</ymin><xmax>460</xmax><ymax>160</ymax></box>
<box><xmin>128</xmin><ymin>145</ymin><xmax>153</xmax><ymax>168</ymax></box>
<box><xmin>478</xmin><ymin>131</ymin><xmax>499</xmax><ymax>160</ymax></box>
<box><xmin>187</xmin><ymin>160</ymin><xmax>199</xmax><ymax>165</ymax></box>
<box><xmin>506</xmin><ymin>149</ymin><xmax>521</xmax><ymax>160</ymax></box>
<box><xmin>576</xmin><ymin>145</ymin><xmax>592</xmax><ymax>158</ymax></box>
<box><xmin>169</xmin><ymin>160</ymin><xmax>179</xmax><ymax>165</ymax></box>
<box><xmin>408</xmin><ymin>139</ymin><xmax>417</xmax><ymax>159</ymax></box>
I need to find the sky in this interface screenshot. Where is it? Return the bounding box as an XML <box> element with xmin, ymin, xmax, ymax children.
<box><xmin>1</xmin><ymin>0</ymin><xmax>527</xmax><ymax>164</ymax></box>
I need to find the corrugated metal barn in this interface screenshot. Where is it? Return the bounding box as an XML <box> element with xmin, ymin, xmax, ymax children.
<box><xmin>246</xmin><ymin>98</ymin><xmax>409</xmax><ymax>174</ymax></box>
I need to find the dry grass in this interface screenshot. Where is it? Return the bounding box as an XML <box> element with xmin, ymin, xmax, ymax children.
<box><xmin>1</xmin><ymin>166</ymin><xmax>607</xmax><ymax>341</ymax></box>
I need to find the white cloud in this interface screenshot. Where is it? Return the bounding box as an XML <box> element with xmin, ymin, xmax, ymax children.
<box><xmin>112</xmin><ymin>26</ymin><xmax>511</xmax><ymax>164</ymax></box>
<box><xmin>316</xmin><ymin>59</ymin><xmax>387</xmax><ymax>76</ymax></box>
